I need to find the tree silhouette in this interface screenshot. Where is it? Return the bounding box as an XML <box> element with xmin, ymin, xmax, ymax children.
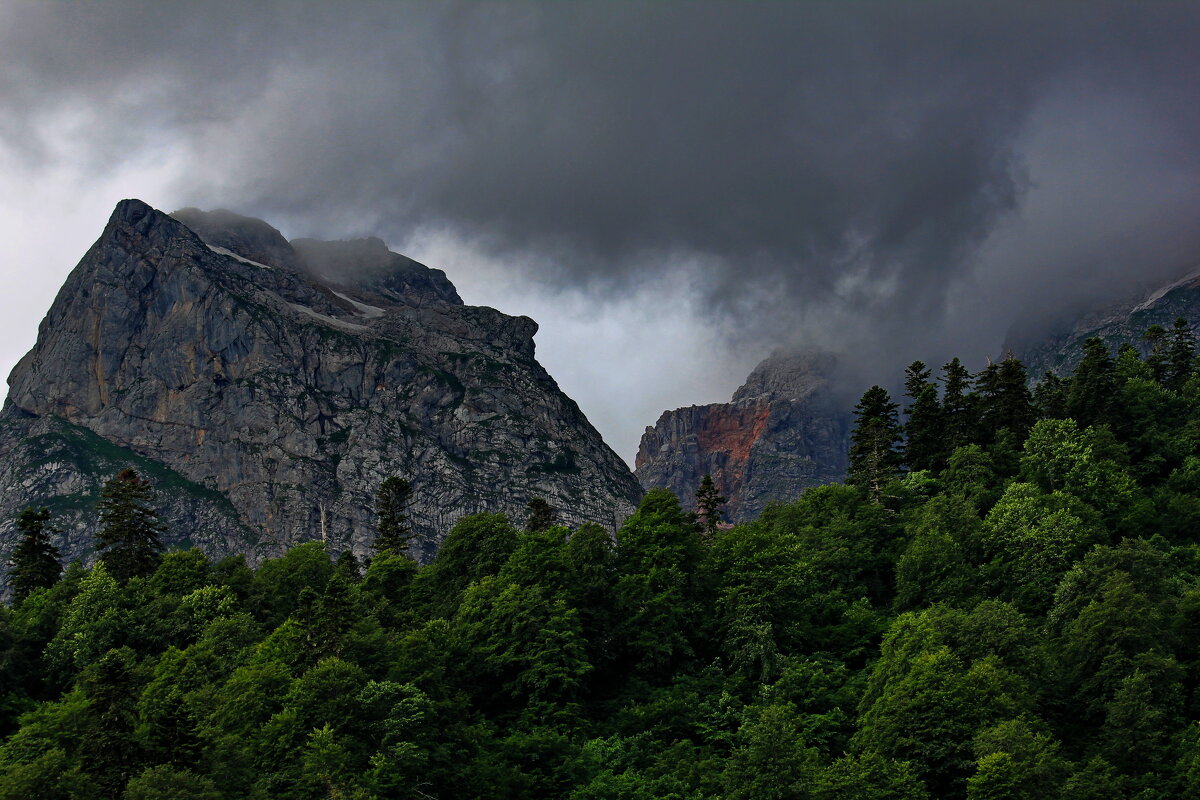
<box><xmin>373</xmin><ymin>476</ymin><xmax>414</xmax><ymax>555</ymax></box>
<box><xmin>96</xmin><ymin>469</ymin><xmax>164</xmax><ymax>582</ymax></box>
<box><xmin>694</xmin><ymin>474</ymin><xmax>726</xmax><ymax>538</ymax></box>
<box><xmin>8</xmin><ymin>506</ymin><xmax>60</xmax><ymax>602</ymax></box>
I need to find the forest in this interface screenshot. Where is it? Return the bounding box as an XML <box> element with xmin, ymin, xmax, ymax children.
<box><xmin>3</xmin><ymin>322</ymin><xmax>1200</xmax><ymax>798</ymax></box>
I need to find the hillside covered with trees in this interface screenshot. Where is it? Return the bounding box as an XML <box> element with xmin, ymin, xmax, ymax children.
<box><xmin>5</xmin><ymin>324</ymin><xmax>1200</xmax><ymax>798</ymax></box>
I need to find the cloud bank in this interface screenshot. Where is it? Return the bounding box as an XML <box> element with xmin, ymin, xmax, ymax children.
<box><xmin>1</xmin><ymin>1</ymin><xmax>1199</xmax><ymax>458</ymax></box>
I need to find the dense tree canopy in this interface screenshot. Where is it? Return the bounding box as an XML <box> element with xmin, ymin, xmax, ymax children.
<box><xmin>2</xmin><ymin>325</ymin><xmax>1200</xmax><ymax>797</ymax></box>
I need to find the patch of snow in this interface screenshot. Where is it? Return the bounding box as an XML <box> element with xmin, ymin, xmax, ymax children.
<box><xmin>331</xmin><ymin>290</ymin><xmax>386</xmax><ymax>318</ymax></box>
<box><xmin>206</xmin><ymin>243</ymin><xmax>276</xmax><ymax>271</ymax></box>
<box><xmin>286</xmin><ymin>303</ymin><xmax>371</xmax><ymax>333</ymax></box>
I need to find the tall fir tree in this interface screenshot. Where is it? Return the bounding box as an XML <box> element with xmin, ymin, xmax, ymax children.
<box><xmin>939</xmin><ymin>357</ymin><xmax>977</xmax><ymax>458</ymax></box>
<box><xmin>1165</xmin><ymin>317</ymin><xmax>1195</xmax><ymax>391</ymax></box>
<box><xmin>96</xmin><ymin>469</ymin><xmax>164</xmax><ymax>582</ymax></box>
<box><xmin>978</xmin><ymin>355</ymin><xmax>1036</xmax><ymax>443</ymax></box>
<box><xmin>80</xmin><ymin>647</ymin><xmax>143</xmax><ymax>798</ymax></box>
<box><xmin>1065</xmin><ymin>337</ymin><xmax>1115</xmax><ymax>427</ymax></box>
<box><xmin>1033</xmin><ymin>371</ymin><xmax>1069</xmax><ymax>419</ymax></box>
<box><xmin>903</xmin><ymin>361</ymin><xmax>942</xmax><ymax>472</ymax></box>
<box><xmin>7</xmin><ymin>506</ymin><xmax>61</xmax><ymax>602</ymax></box>
<box><xmin>373</xmin><ymin>476</ymin><xmax>414</xmax><ymax>555</ymax></box>
<box><xmin>1142</xmin><ymin>323</ymin><xmax>1169</xmax><ymax>383</ymax></box>
<box><xmin>694</xmin><ymin>474</ymin><xmax>727</xmax><ymax>539</ymax></box>
<box><xmin>848</xmin><ymin>385</ymin><xmax>903</xmax><ymax>501</ymax></box>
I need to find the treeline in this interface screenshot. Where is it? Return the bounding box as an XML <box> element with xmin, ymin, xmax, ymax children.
<box><xmin>4</xmin><ymin>324</ymin><xmax>1200</xmax><ymax>797</ymax></box>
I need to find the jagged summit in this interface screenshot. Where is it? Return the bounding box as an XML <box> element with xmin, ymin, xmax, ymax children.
<box><xmin>731</xmin><ymin>349</ymin><xmax>835</xmax><ymax>403</ymax></box>
<box><xmin>0</xmin><ymin>199</ymin><xmax>641</xmax><ymax>573</ymax></box>
<box><xmin>636</xmin><ymin>349</ymin><xmax>848</xmax><ymax>523</ymax></box>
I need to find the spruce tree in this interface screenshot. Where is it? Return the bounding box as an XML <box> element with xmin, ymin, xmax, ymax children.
<box><xmin>1165</xmin><ymin>317</ymin><xmax>1195</xmax><ymax>391</ymax></box>
<box><xmin>96</xmin><ymin>469</ymin><xmax>164</xmax><ymax>582</ymax></box>
<box><xmin>978</xmin><ymin>355</ymin><xmax>1035</xmax><ymax>443</ymax></box>
<box><xmin>8</xmin><ymin>506</ymin><xmax>61</xmax><ymax>602</ymax></box>
<box><xmin>373</xmin><ymin>476</ymin><xmax>413</xmax><ymax>555</ymax></box>
<box><xmin>525</xmin><ymin>497</ymin><xmax>557</xmax><ymax>532</ymax></box>
<box><xmin>694</xmin><ymin>474</ymin><xmax>727</xmax><ymax>538</ymax></box>
<box><xmin>1033</xmin><ymin>372</ymin><xmax>1069</xmax><ymax>419</ymax></box>
<box><xmin>1066</xmin><ymin>337</ymin><xmax>1115</xmax><ymax>427</ymax></box>
<box><xmin>939</xmin><ymin>357</ymin><xmax>976</xmax><ymax>457</ymax></box>
<box><xmin>1142</xmin><ymin>324</ymin><xmax>1168</xmax><ymax>383</ymax></box>
<box><xmin>848</xmin><ymin>385</ymin><xmax>903</xmax><ymax>501</ymax></box>
<box><xmin>903</xmin><ymin>361</ymin><xmax>942</xmax><ymax>472</ymax></box>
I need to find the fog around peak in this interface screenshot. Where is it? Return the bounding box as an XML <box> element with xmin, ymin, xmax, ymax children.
<box><xmin>1</xmin><ymin>1</ymin><xmax>1199</xmax><ymax>460</ymax></box>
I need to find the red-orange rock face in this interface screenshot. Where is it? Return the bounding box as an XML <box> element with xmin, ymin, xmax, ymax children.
<box><xmin>635</xmin><ymin>352</ymin><xmax>849</xmax><ymax>523</ymax></box>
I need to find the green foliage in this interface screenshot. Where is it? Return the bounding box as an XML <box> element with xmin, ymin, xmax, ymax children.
<box><xmin>694</xmin><ymin>474</ymin><xmax>727</xmax><ymax>538</ymax></box>
<box><xmin>903</xmin><ymin>361</ymin><xmax>943</xmax><ymax>472</ymax></box>
<box><xmin>895</xmin><ymin>495</ymin><xmax>979</xmax><ymax>610</ymax></box>
<box><xmin>849</xmin><ymin>386</ymin><xmax>903</xmax><ymax>500</ymax></box>
<box><xmin>123</xmin><ymin>765</ymin><xmax>220</xmax><ymax>800</ymax></box>
<box><xmin>96</xmin><ymin>469</ymin><xmax>165</xmax><ymax>583</ymax></box>
<box><xmin>525</xmin><ymin>496</ymin><xmax>558</xmax><ymax>532</ymax></box>
<box><xmin>7</xmin><ymin>507</ymin><xmax>60</xmax><ymax>603</ymax></box>
<box><xmin>374</xmin><ymin>475</ymin><xmax>414</xmax><ymax>555</ymax></box>
<box><xmin>613</xmin><ymin>489</ymin><xmax>703</xmax><ymax>681</ymax></box>
<box><xmin>1066</xmin><ymin>337</ymin><xmax>1116</xmax><ymax>428</ymax></box>
<box><xmin>6</xmin><ymin>334</ymin><xmax>1200</xmax><ymax>797</ymax></box>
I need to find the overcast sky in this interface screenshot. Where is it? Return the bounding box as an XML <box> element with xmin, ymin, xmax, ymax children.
<box><xmin>1</xmin><ymin>1</ymin><xmax>1199</xmax><ymax>463</ymax></box>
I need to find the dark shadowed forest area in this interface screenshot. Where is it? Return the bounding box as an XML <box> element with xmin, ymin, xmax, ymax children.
<box><xmin>5</xmin><ymin>325</ymin><xmax>1200</xmax><ymax>799</ymax></box>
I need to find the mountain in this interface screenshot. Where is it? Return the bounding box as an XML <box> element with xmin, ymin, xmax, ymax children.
<box><xmin>1014</xmin><ymin>263</ymin><xmax>1200</xmax><ymax>378</ymax></box>
<box><xmin>635</xmin><ymin>351</ymin><xmax>849</xmax><ymax>523</ymax></box>
<box><xmin>0</xmin><ymin>199</ymin><xmax>642</xmax><ymax>572</ymax></box>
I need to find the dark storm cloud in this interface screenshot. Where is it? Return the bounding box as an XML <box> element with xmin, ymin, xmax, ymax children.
<box><xmin>3</xmin><ymin>1</ymin><xmax>1200</xmax><ymax>380</ymax></box>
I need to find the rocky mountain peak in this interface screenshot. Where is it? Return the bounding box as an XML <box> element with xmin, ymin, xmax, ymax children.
<box><xmin>0</xmin><ymin>199</ymin><xmax>642</xmax><ymax>574</ymax></box>
<box><xmin>731</xmin><ymin>349</ymin><xmax>835</xmax><ymax>403</ymax></box>
<box><xmin>636</xmin><ymin>348</ymin><xmax>848</xmax><ymax>523</ymax></box>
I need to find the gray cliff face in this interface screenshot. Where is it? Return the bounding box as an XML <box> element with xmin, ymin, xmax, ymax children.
<box><xmin>635</xmin><ymin>351</ymin><xmax>849</xmax><ymax>523</ymax></box>
<box><xmin>1014</xmin><ymin>264</ymin><xmax>1200</xmax><ymax>379</ymax></box>
<box><xmin>0</xmin><ymin>199</ymin><xmax>642</xmax><ymax>572</ymax></box>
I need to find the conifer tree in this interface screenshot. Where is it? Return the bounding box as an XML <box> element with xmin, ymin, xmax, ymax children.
<box><xmin>373</xmin><ymin>476</ymin><xmax>413</xmax><ymax>555</ymax></box>
<box><xmin>903</xmin><ymin>361</ymin><xmax>942</xmax><ymax>471</ymax></box>
<box><xmin>694</xmin><ymin>474</ymin><xmax>727</xmax><ymax>538</ymax></box>
<box><xmin>940</xmin><ymin>357</ymin><xmax>976</xmax><ymax>456</ymax></box>
<box><xmin>96</xmin><ymin>469</ymin><xmax>164</xmax><ymax>582</ymax></box>
<box><xmin>1066</xmin><ymin>337</ymin><xmax>1115</xmax><ymax>427</ymax></box>
<box><xmin>80</xmin><ymin>647</ymin><xmax>143</xmax><ymax>797</ymax></box>
<box><xmin>978</xmin><ymin>355</ymin><xmax>1036</xmax><ymax>443</ymax></box>
<box><xmin>525</xmin><ymin>497</ymin><xmax>557</xmax><ymax>532</ymax></box>
<box><xmin>1033</xmin><ymin>372</ymin><xmax>1069</xmax><ymax>419</ymax></box>
<box><xmin>7</xmin><ymin>506</ymin><xmax>61</xmax><ymax>602</ymax></box>
<box><xmin>848</xmin><ymin>385</ymin><xmax>903</xmax><ymax>501</ymax></box>
<box><xmin>1165</xmin><ymin>317</ymin><xmax>1195</xmax><ymax>391</ymax></box>
<box><xmin>1142</xmin><ymin>323</ymin><xmax>1168</xmax><ymax>383</ymax></box>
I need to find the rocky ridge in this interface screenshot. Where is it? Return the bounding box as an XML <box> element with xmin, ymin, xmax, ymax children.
<box><xmin>635</xmin><ymin>351</ymin><xmax>849</xmax><ymax>523</ymax></box>
<box><xmin>1015</xmin><ymin>263</ymin><xmax>1200</xmax><ymax>378</ymax></box>
<box><xmin>0</xmin><ymin>199</ymin><xmax>642</xmax><ymax>572</ymax></box>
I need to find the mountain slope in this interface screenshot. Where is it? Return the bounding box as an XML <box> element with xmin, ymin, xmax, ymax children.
<box><xmin>0</xmin><ymin>199</ymin><xmax>642</xmax><ymax>570</ymax></box>
<box><xmin>635</xmin><ymin>351</ymin><xmax>849</xmax><ymax>522</ymax></box>
<box><xmin>1015</xmin><ymin>264</ymin><xmax>1200</xmax><ymax>378</ymax></box>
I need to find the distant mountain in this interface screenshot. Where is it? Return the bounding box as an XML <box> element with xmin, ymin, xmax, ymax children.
<box><xmin>1014</xmin><ymin>264</ymin><xmax>1200</xmax><ymax>378</ymax></box>
<box><xmin>635</xmin><ymin>351</ymin><xmax>849</xmax><ymax>523</ymax></box>
<box><xmin>0</xmin><ymin>200</ymin><xmax>642</xmax><ymax>573</ymax></box>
